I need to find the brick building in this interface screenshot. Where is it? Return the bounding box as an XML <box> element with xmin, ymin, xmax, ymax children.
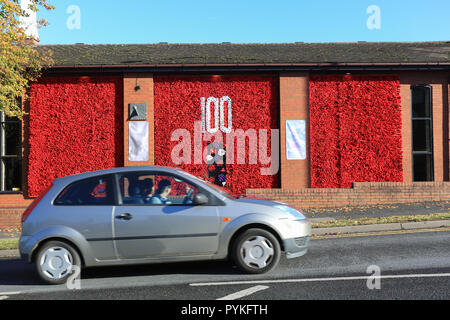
<box><xmin>1</xmin><ymin>42</ymin><xmax>450</xmax><ymax>228</ymax></box>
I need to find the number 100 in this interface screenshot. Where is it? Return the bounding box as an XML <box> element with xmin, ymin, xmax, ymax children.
<box><xmin>201</xmin><ymin>96</ymin><xmax>232</xmax><ymax>134</ymax></box>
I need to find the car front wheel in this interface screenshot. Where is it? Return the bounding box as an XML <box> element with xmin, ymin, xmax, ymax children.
<box><xmin>232</xmin><ymin>228</ymin><xmax>281</xmax><ymax>274</ymax></box>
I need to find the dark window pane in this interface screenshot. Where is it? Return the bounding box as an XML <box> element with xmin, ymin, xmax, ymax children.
<box><xmin>2</xmin><ymin>122</ymin><xmax>21</xmax><ymax>155</ymax></box>
<box><xmin>54</xmin><ymin>175</ymin><xmax>114</xmax><ymax>205</ymax></box>
<box><xmin>0</xmin><ymin>112</ymin><xmax>22</xmax><ymax>192</ymax></box>
<box><xmin>413</xmin><ymin>154</ymin><xmax>433</xmax><ymax>181</ymax></box>
<box><xmin>5</xmin><ymin>115</ymin><xmax>20</xmax><ymax>122</ymax></box>
<box><xmin>412</xmin><ymin>86</ymin><xmax>431</xmax><ymax>118</ymax></box>
<box><xmin>1</xmin><ymin>157</ymin><xmax>21</xmax><ymax>191</ymax></box>
<box><xmin>412</xmin><ymin>120</ymin><xmax>432</xmax><ymax>152</ymax></box>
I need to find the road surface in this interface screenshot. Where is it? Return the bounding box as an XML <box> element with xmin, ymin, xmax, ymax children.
<box><xmin>1</xmin><ymin>229</ymin><xmax>449</xmax><ymax>300</ymax></box>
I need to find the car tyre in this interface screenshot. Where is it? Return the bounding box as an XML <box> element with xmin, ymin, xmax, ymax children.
<box><xmin>232</xmin><ymin>228</ymin><xmax>281</xmax><ymax>274</ymax></box>
<box><xmin>35</xmin><ymin>240</ymin><xmax>81</xmax><ymax>285</ymax></box>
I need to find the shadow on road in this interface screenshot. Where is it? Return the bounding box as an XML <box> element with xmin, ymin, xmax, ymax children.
<box><xmin>82</xmin><ymin>260</ymin><xmax>241</xmax><ymax>280</ymax></box>
<box><xmin>0</xmin><ymin>258</ymin><xmax>42</xmax><ymax>286</ymax></box>
<box><xmin>0</xmin><ymin>258</ymin><xmax>240</xmax><ymax>286</ymax></box>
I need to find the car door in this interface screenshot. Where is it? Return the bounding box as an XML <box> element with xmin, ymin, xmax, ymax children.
<box><xmin>53</xmin><ymin>174</ymin><xmax>116</xmax><ymax>260</ymax></box>
<box><xmin>113</xmin><ymin>171</ymin><xmax>221</xmax><ymax>259</ymax></box>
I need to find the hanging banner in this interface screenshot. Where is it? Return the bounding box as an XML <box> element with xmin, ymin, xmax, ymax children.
<box><xmin>129</xmin><ymin>122</ymin><xmax>149</xmax><ymax>161</ymax></box>
<box><xmin>286</xmin><ymin>120</ymin><xmax>306</xmax><ymax>160</ymax></box>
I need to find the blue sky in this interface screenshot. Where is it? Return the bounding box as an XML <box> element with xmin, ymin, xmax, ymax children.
<box><xmin>36</xmin><ymin>0</ymin><xmax>450</xmax><ymax>44</ymax></box>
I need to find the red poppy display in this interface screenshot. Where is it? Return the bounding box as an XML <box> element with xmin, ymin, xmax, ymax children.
<box><xmin>27</xmin><ymin>76</ymin><xmax>124</xmax><ymax>197</ymax></box>
<box><xmin>153</xmin><ymin>75</ymin><xmax>279</xmax><ymax>195</ymax></box>
<box><xmin>26</xmin><ymin>74</ymin><xmax>402</xmax><ymax>196</ymax></box>
<box><xmin>309</xmin><ymin>75</ymin><xmax>403</xmax><ymax>188</ymax></box>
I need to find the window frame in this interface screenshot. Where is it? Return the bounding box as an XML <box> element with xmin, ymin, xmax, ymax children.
<box><xmin>411</xmin><ymin>84</ymin><xmax>434</xmax><ymax>181</ymax></box>
<box><xmin>0</xmin><ymin>112</ymin><xmax>22</xmax><ymax>193</ymax></box>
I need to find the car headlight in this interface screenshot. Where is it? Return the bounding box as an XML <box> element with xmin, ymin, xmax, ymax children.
<box><xmin>274</xmin><ymin>205</ymin><xmax>306</xmax><ymax>220</ymax></box>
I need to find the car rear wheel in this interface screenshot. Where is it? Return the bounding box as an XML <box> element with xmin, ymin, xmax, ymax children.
<box><xmin>232</xmin><ymin>228</ymin><xmax>281</xmax><ymax>274</ymax></box>
<box><xmin>35</xmin><ymin>240</ymin><xmax>81</xmax><ymax>285</ymax></box>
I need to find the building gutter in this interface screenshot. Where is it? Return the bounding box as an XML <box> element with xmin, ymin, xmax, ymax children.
<box><xmin>43</xmin><ymin>62</ymin><xmax>450</xmax><ymax>74</ymax></box>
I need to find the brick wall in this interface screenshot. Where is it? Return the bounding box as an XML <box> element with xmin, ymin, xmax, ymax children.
<box><xmin>0</xmin><ymin>194</ymin><xmax>29</xmax><ymax>230</ymax></box>
<box><xmin>0</xmin><ymin>195</ymin><xmax>30</xmax><ymax>229</ymax></box>
<box><xmin>279</xmin><ymin>73</ymin><xmax>310</xmax><ymax>188</ymax></box>
<box><xmin>0</xmin><ymin>208</ymin><xmax>26</xmax><ymax>230</ymax></box>
<box><xmin>246</xmin><ymin>182</ymin><xmax>450</xmax><ymax>209</ymax></box>
<box><xmin>0</xmin><ymin>194</ymin><xmax>33</xmax><ymax>208</ymax></box>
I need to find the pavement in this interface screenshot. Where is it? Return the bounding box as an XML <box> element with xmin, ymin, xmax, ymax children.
<box><xmin>0</xmin><ymin>200</ymin><xmax>449</xmax><ymax>258</ymax></box>
<box><xmin>302</xmin><ymin>200</ymin><xmax>450</xmax><ymax>220</ymax></box>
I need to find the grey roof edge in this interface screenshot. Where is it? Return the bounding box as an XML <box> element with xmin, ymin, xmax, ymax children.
<box><xmin>47</xmin><ymin>62</ymin><xmax>450</xmax><ymax>67</ymax></box>
<box><xmin>41</xmin><ymin>63</ymin><xmax>450</xmax><ymax>74</ymax></box>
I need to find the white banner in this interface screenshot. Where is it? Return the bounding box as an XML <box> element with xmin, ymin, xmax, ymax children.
<box><xmin>129</xmin><ymin>122</ymin><xmax>149</xmax><ymax>162</ymax></box>
<box><xmin>286</xmin><ymin>120</ymin><xmax>306</xmax><ymax>160</ymax></box>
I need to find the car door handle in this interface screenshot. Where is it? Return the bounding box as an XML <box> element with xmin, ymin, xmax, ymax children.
<box><xmin>115</xmin><ymin>213</ymin><xmax>133</xmax><ymax>221</ymax></box>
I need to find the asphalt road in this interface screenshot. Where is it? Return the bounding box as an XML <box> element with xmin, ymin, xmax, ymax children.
<box><xmin>1</xmin><ymin>229</ymin><xmax>450</xmax><ymax>300</ymax></box>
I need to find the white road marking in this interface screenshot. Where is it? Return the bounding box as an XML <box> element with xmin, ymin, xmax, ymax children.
<box><xmin>0</xmin><ymin>296</ymin><xmax>9</xmax><ymax>300</ymax></box>
<box><xmin>0</xmin><ymin>291</ymin><xmax>21</xmax><ymax>296</ymax></box>
<box><xmin>191</xmin><ymin>273</ymin><xmax>450</xmax><ymax>287</ymax></box>
<box><xmin>217</xmin><ymin>285</ymin><xmax>269</xmax><ymax>300</ymax></box>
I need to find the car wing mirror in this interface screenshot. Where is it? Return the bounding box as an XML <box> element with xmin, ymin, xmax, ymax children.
<box><xmin>193</xmin><ymin>193</ymin><xmax>209</xmax><ymax>205</ymax></box>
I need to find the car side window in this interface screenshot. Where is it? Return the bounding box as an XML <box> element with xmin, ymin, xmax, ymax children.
<box><xmin>54</xmin><ymin>175</ymin><xmax>114</xmax><ymax>206</ymax></box>
<box><xmin>118</xmin><ymin>173</ymin><xmax>199</xmax><ymax>206</ymax></box>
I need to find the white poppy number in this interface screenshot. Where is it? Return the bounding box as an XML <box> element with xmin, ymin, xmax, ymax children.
<box><xmin>201</xmin><ymin>96</ymin><xmax>232</xmax><ymax>134</ymax></box>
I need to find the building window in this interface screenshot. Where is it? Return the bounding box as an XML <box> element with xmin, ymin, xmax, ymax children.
<box><xmin>0</xmin><ymin>112</ymin><xmax>22</xmax><ymax>192</ymax></box>
<box><xmin>411</xmin><ymin>85</ymin><xmax>433</xmax><ymax>181</ymax></box>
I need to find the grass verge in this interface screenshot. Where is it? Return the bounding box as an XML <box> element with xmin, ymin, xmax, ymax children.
<box><xmin>0</xmin><ymin>239</ymin><xmax>19</xmax><ymax>250</ymax></box>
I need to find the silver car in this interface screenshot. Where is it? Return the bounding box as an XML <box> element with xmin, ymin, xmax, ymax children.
<box><xmin>20</xmin><ymin>166</ymin><xmax>311</xmax><ymax>284</ymax></box>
